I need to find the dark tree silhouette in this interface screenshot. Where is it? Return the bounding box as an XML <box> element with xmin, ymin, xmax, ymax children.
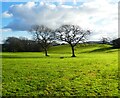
<box><xmin>56</xmin><ymin>24</ymin><xmax>91</xmax><ymax>57</ymax></box>
<box><xmin>2</xmin><ymin>37</ymin><xmax>41</xmax><ymax>52</ymax></box>
<box><xmin>3</xmin><ymin>37</ymin><xmax>22</xmax><ymax>52</ymax></box>
<box><xmin>112</xmin><ymin>38</ymin><xmax>120</xmax><ymax>48</ymax></box>
<box><xmin>30</xmin><ymin>25</ymin><xmax>55</xmax><ymax>56</ymax></box>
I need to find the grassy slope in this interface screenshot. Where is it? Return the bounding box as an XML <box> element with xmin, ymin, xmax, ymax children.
<box><xmin>2</xmin><ymin>44</ymin><xmax>119</xmax><ymax>96</ymax></box>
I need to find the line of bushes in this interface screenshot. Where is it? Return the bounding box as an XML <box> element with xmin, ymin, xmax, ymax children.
<box><xmin>2</xmin><ymin>37</ymin><xmax>120</xmax><ymax>52</ymax></box>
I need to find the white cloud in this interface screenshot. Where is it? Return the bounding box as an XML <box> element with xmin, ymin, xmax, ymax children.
<box><xmin>0</xmin><ymin>28</ymin><xmax>12</xmax><ymax>44</ymax></box>
<box><xmin>3</xmin><ymin>0</ymin><xmax>118</xmax><ymax>40</ymax></box>
<box><xmin>2</xmin><ymin>11</ymin><xmax>13</xmax><ymax>18</ymax></box>
<box><xmin>0</xmin><ymin>28</ymin><xmax>12</xmax><ymax>33</ymax></box>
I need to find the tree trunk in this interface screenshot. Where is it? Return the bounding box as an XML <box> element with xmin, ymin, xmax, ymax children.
<box><xmin>71</xmin><ymin>46</ymin><xmax>76</xmax><ymax>57</ymax></box>
<box><xmin>44</xmin><ymin>48</ymin><xmax>49</xmax><ymax>56</ymax></box>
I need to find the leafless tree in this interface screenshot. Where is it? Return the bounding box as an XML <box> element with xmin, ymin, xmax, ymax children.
<box><xmin>56</xmin><ymin>24</ymin><xmax>91</xmax><ymax>57</ymax></box>
<box><xmin>101</xmin><ymin>37</ymin><xmax>109</xmax><ymax>44</ymax></box>
<box><xmin>30</xmin><ymin>25</ymin><xmax>55</xmax><ymax>56</ymax></box>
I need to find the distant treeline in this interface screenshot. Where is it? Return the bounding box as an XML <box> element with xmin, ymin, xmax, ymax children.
<box><xmin>2</xmin><ymin>37</ymin><xmax>120</xmax><ymax>52</ymax></box>
<box><xmin>2</xmin><ymin>37</ymin><xmax>42</xmax><ymax>52</ymax></box>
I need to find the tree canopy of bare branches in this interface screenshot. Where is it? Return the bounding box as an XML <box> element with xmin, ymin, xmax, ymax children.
<box><xmin>56</xmin><ymin>24</ymin><xmax>91</xmax><ymax>57</ymax></box>
<box><xmin>30</xmin><ymin>25</ymin><xmax>55</xmax><ymax>56</ymax></box>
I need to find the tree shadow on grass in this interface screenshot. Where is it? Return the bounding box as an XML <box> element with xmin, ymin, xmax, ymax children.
<box><xmin>88</xmin><ymin>47</ymin><xmax>117</xmax><ymax>53</ymax></box>
<box><xmin>2</xmin><ymin>55</ymin><xmax>73</xmax><ymax>59</ymax></box>
<box><xmin>2</xmin><ymin>55</ymin><xmax>79</xmax><ymax>59</ymax></box>
<box><xmin>2</xmin><ymin>55</ymin><xmax>48</xmax><ymax>59</ymax></box>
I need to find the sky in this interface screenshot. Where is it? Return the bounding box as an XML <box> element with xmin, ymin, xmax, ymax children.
<box><xmin>1</xmin><ymin>0</ymin><xmax>119</xmax><ymax>43</ymax></box>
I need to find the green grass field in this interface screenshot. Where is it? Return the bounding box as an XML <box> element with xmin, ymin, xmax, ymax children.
<box><xmin>1</xmin><ymin>44</ymin><xmax>119</xmax><ymax>96</ymax></box>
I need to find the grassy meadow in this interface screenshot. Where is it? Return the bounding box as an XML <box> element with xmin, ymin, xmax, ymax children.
<box><xmin>1</xmin><ymin>44</ymin><xmax>119</xmax><ymax>96</ymax></box>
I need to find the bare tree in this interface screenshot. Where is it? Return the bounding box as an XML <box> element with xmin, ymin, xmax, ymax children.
<box><xmin>56</xmin><ymin>24</ymin><xmax>91</xmax><ymax>57</ymax></box>
<box><xmin>30</xmin><ymin>25</ymin><xmax>55</xmax><ymax>56</ymax></box>
<box><xmin>101</xmin><ymin>37</ymin><xmax>109</xmax><ymax>44</ymax></box>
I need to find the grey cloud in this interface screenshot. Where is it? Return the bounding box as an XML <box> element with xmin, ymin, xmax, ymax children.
<box><xmin>3</xmin><ymin>1</ymin><xmax>118</xmax><ymax>39</ymax></box>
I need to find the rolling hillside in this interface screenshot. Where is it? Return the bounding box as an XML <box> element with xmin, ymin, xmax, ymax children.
<box><xmin>1</xmin><ymin>44</ymin><xmax>119</xmax><ymax>96</ymax></box>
